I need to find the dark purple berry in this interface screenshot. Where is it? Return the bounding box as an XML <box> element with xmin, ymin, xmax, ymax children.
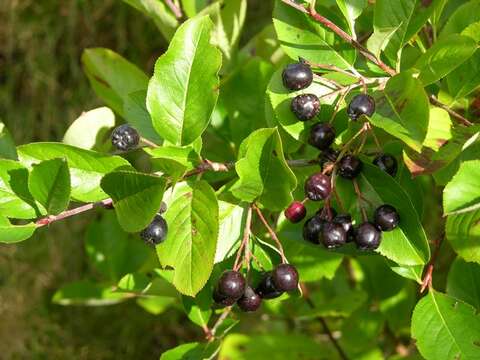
<box><xmin>338</xmin><ymin>155</ymin><xmax>363</xmax><ymax>179</ymax></box>
<box><xmin>320</xmin><ymin>222</ymin><xmax>347</xmax><ymax>249</ymax></box>
<box><xmin>140</xmin><ymin>214</ymin><xmax>168</xmax><ymax>245</ymax></box>
<box><xmin>256</xmin><ymin>272</ymin><xmax>283</xmax><ymax>299</ymax></box>
<box><xmin>333</xmin><ymin>214</ymin><xmax>354</xmax><ymax>242</ymax></box>
<box><xmin>309</xmin><ymin>123</ymin><xmax>336</xmax><ymax>150</ymax></box>
<box><xmin>291</xmin><ymin>94</ymin><xmax>320</xmax><ymax>121</ymax></box>
<box><xmin>319</xmin><ymin>148</ymin><xmax>339</xmax><ymax>169</ymax></box>
<box><xmin>303</xmin><ymin>216</ymin><xmax>325</xmax><ymax>244</ymax></box>
<box><xmin>217</xmin><ymin>270</ymin><xmax>246</xmax><ymax>300</ymax></box>
<box><xmin>272</xmin><ymin>264</ymin><xmax>299</xmax><ymax>292</ymax></box>
<box><xmin>374</xmin><ymin>204</ymin><xmax>400</xmax><ymax>231</ymax></box>
<box><xmin>282</xmin><ymin>62</ymin><xmax>313</xmax><ymax>90</ymax></box>
<box><xmin>347</xmin><ymin>94</ymin><xmax>375</xmax><ymax>121</ymax></box>
<box><xmin>213</xmin><ymin>288</ymin><xmax>236</xmax><ymax>307</ymax></box>
<box><xmin>373</xmin><ymin>154</ymin><xmax>398</xmax><ymax>177</ymax></box>
<box><xmin>237</xmin><ymin>286</ymin><xmax>262</xmax><ymax>312</ymax></box>
<box><xmin>305</xmin><ymin>173</ymin><xmax>331</xmax><ymax>201</ymax></box>
<box><xmin>284</xmin><ymin>201</ymin><xmax>307</xmax><ymax>223</ymax></box>
<box><xmin>111</xmin><ymin>124</ymin><xmax>140</xmax><ymax>151</ymax></box>
<box><xmin>354</xmin><ymin>222</ymin><xmax>382</xmax><ymax>250</ymax></box>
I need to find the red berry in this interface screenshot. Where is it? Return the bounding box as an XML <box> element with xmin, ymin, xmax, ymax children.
<box><xmin>284</xmin><ymin>201</ymin><xmax>307</xmax><ymax>223</ymax></box>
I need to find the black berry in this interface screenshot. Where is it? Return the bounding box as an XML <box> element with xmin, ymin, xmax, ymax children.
<box><xmin>338</xmin><ymin>155</ymin><xmax>363</xmax><ymax>179</ymax></box>
<box><xmin>347</xmin><ymin>94</ymin><xmax>375</xmax><ymax>121</ymax></box>
<box><xmin>354</xmin><ymin>222</ymin><xmax>382</xmax><ymax>250</ymax></box>
<box><xmin>303</xmin><ymin>216</ymin><xmax>325</xmax><ymax>244</ymax></box>
<box><xmin>111</xmin><ymin>124</ymin><xmax>140</xmax><ymax>151</ymax></box>
<box><xmin>140</xmin><ymin>214</ymin><xmax>168</xmax><ymax>245</ymax></box>
<box><xmin>282</xmin><ymin>62</ymin><xmax>313</xmax><ymax>90</ymax></box>
<box><xmin>272</xmin><ymin>264</ymin><xmax>299</xmax><ymax>292</ymax></box>
<box><xmin>333</xmin><ymin>214</ymin><xmax>354</xmax><ymax>242</ymax></box>
<box><xmin>316</xmin><ymin>207</ymin><xmax>337</xmax><ymax>221</ymax></box>
<box><xmin>374</xmin><ymin>204</ymin><xmax>400</xmax><ymax>231</ymax></box>
<box><xmin>305</xmin><ymin>173</ymin><xmax>331</xmax><ymax>201</ymax></box>
<box><xmin>373</xmin><ymin>154</ymin><xmax>398</xmax><ymax>177</ymax></box>
<box><xmin>291</xmin><ymin>94</ymin><xmax>320</xmax><ymax>121</ymax></box>
<box><xmin>320</xmin><ymin>222</ymin><xmax>347</xmax><ymax>249</ymax></box>
<box><xmin>256</xmin><ymin>272</ymin><xmax>284</xmax><ymax>299</ymax></box>
<box><xmin>217</xmin><ymin>270</ymin><xmax>246</xmax><ymax>300</ymax></box>
<box><xmin>319</xmin><ymin>148</ymin><xmax>339</xmax><ymax>169</ymax></box>
<box><xmin>237</xmin><ymin>286</ymin><xmax>262</xmax><ymax>312</ymax></box>
<box><xmin>213</xmin><ymin>288</ymin><xmax>236</xmax><ymax>307</ymax></box>
<box><xmin>309</xmin><ymin>123</ymin><xmax>336</xmax><ymax>150</ymax></box>
<box><xmin>284</xmin><ymin>201</ymin><xmax>307</xmax><ymax>223</ymax></box>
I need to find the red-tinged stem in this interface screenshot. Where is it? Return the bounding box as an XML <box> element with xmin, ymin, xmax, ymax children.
<box><xmin>207</xmin><ymin>306</ymin><xmax>233</xmax><ymax>341</ymax></box>
<box><xmin>420</xmin><ymin>234</ymin><xmax>445</xmax><ymax>293</ymax></box>
<box><xmin>352</xmin><ymin>179</ymin><xmax>368</xmax><ymax>222</ymax></box>
<box><xmin>233</xmin><ymin>206</ymin><xmax>253</xmax><ymax>271</ymax></box>
<box><xmin>428</xmin><ymin>95</ymin><xmax>473</xmax><ymax>126</ymax></box>
<box><xmin>253</xmin><ymin>204</ymin><xmax>287</xmax><ymax>263</ymax></box>
<box><xmin>165</xmin><ymin>0</ymin><xmax>183</xmax><ymax>19</ymax></box>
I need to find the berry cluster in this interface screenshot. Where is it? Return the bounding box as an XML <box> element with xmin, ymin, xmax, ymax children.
<box><xmin>213</xmin><ymin>264</ymin><xmax>299</xmax><ymax>312</ymax></box>
<box><xmin>282</xmin><ymin>61</ymin><xmax>401</xmax><ymax>251</ymax></box>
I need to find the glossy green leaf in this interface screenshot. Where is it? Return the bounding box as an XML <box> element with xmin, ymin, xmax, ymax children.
<box><xmin>0</xmin><ymin>120</ymin><xmax>17</xmax><ymax>160</ymax></box>
<box><xmin>273</xmin><ymin>1</ymin><xmax>355</xmax><ymax>68</ymax></box>
<box><xmin>181</xmin><ymin>0</ymin><xmax>209</xmax><ymax>17</ymax></box>
<box><xmin>370</xmin><ymin>72</ymin><xmax>429</xmax><ymax>152</ymax></box>
<box><xmin>443</xmin><ymin>160</ymin><xmax>480</xmax><ymax>215</ymax></box>
<box><xmin>215</xmin><ymin>201</ymin><xmax>247</xmax><ymax>263</ymax></box>
<box><xmin>82</xmin><ymin>48</ymin><xmax>149</xmax><ymax>117</ymax></box>
<box><xmin>123</xmin><ymin>90</ymin><xmax>162</xmax><ymax>144</ymax></box>
<box><xmin>447</xmin><ymin>257</ymin><xmax>480</xmax><ymax>309</ymax></box>
<box><xmin>0</xmin><ymin>216</ymin><xmax>36</xmax><ymax>244</ymax></box>
<box><xmin>0</xmin><ymin>159</ymin><xmax>39</xmax><ymax>219</ymax></box>
<box><xmin>18</xmin><ymin>143</ymin><xmax>131</xmax><ymax>202</ymax></box>
<box><xmin>161</xmin><ymin>342</ymin><xmax>217</xmax><ymax>360</ymax></box>
<box><xmin>52</xmin><ymin>280</ymin><xmax>129</xmax><ymax>306</ymax></box>
<box><xmin>28</xmin><ymin>158</ymin><xmax>70</xmax><ymax>215</ymax></box>
<box><xmin>336</xmin><ymin>0</ymin><xmax>367</xmax><ymax>37</ymax></box>
<box><xmin>101</xmin><ymin>171</ymin><xmax>166</xmax><ymax>233</ymax></box>
<box><xmin>63</xmin><ymin>107</ymin><xmax>115</xmax><ymax>151</ymax></box>
<box><xmin>231</xmin><ymin>128</ymin><xmax>297</xmax><ymax>211</ymax></box>
<box><xmin>446</xmin><ymin>209</ymin><xmax>480</xmax><ymax>264</ymax></box>
<box><xmin>182</xmin><ymin>285</ymin><xmax>212</xmax><ymax>328</ymax></box>
<box><xmin>440</xmin><ymin>1</ymin><xmax>480</xmax><ymax>38</ymax></box>
<box><xmin>147</xmin><ymin>16</ymin><xmax>221</xmax><ymax>146</ymax></box>
<box><xmin>157</xmin><ymin>181</ymin><xmax>218</xmax><ymax>296</ymax></box>
<box><xmin>413</xmin><ymin>34</ymin><xmax>477</xmax><ymax>86</ymax></box>
<box><xmin>144</xmin><ymin>145</ymin><xmax>201</xmax><ymax>180</ymax></box>
<box><xmin>411</xmin><ymin>290</ymin><xmax>480</xmax><ymax>360</ymax></box>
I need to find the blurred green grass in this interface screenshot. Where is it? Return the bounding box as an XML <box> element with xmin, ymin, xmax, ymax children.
<box><xmin>0</xmin><ymin>0</ymin><xmax>273</xmax><ymax>358</ymax></box>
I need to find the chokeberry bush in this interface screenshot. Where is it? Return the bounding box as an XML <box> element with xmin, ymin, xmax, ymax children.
<box><xmin>2</xmin><ymin>0</ymin><xmax>480</xmax><ymax>358</ymax></box>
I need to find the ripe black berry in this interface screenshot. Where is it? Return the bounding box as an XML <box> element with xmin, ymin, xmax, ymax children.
<box><xmin>140</xmin><ymin>214</ymin><xmax>168</xmax><ymax>245</ymax></box>
<box><xmin>272</xmin><ymin>264</ymin><xmax>299</xmax><ymax>292</ymax></box>
<box><xmin>111</xmin><ymin>124</ymin><xmax>140</xmax><ymax>151</ymax></box>
<box><xmin>319</xmin><ymin>148</ymin><xmax>339</xmax><ymax>169</ymax></box>
<box><xmin>303</xmin><ymin>216</ymin><xmax>325</xmax><ymax>244</ymax></box>
<box><xmin>347</xmin><ymin>94</ymin><xmax>375</xmax><ymax>121</ymax></box>
<box><xmin>284</xmin><ymin>201</ymin><xmax>307</xmax><ymax>223</ymax></box>
<box><xmin>338</xmin><ymin>155</ymin><xmax>363</xmax><ymax>179</ymax></box>
<box><xmin>305</xmin><ymin>173</ymin><xmax>331</xmax><ymax>201</ymax></box>
<box><xmin>309</xmin><ymin>123</ymin><xmax>336</xmax><ymax>150</ymax></box>
<box><xmin>282</xmin><ymin>62</ymin><xmax>313</xmax><ymax>90</ymax></box>
<box><xmin>374</xmin><ymin>204</ymin><xmax>400</xmax><ymax>231</ymax></box>
<box><xmin>291</xmin><ymin>94</ymin><xmax>320</xmax><ymax>121</ymax></box>
<box><xmin>237</xmin><ymin>286</ymin><xmax>262</xmax><ymax>312</ymax></box>
<box><xmin>320</xmin><ymin>222</ymin><xmax>347</xmax><ymax>249</ymax></box>
<box><xmin>373</xmin><ymin>154</ymin><xmax>398</xmax><ymax>177</ymax></box>
<box><xmin>217</xmin><ymin>270</ymin><xmax>246</xmax><ymax>300</ymax></box>
<box><xmin>213</xmin><ymin>288</ymin><xmax>236</xmax><ymax>307</ymax></box>
<box><xmin>354</xmin><ymin>222</ymin><xmax>382</xmax><ymax>250</ymax></box>
<box><xmin>256</xmin><ymin>272</ymin><xmax>284</xmax><ymax>299</ymax></box>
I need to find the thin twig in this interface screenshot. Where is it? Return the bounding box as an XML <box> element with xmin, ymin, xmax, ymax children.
<box><xmin>420</xmin><ymin>234</ymin><xmax>445</xmax><ymax>292</ymax></box>
<box><xmin>207</xmin><ymin>306</ymin><xmax>233</xmax><ymax>341</ymax></box>
<box><xmin>428</xmin><ymin>95</ymin><xmax>473</xmax><ymax>126</ymax></box>
<box><xmin>164</xmin><ymin>0</ymin><xmax>183</xmax><ymax>19</ymax></box>
<box><xmin>253</xmin><ymin>204</ymin><xmax>287</xmax><ymax>263</ymax></box>
<box><xmin>140</xmin><ymin>137</ymin><xmax>159</xmax><ymax>148</ymax></box>
<box><xmin>353</xmin><ymin>179</ymin><xmax>369</xmax><ymax>222</ymax></box>
<box><xmin>234</xmin><ymin>206</ymin><xmax>253</xmax><ymax>271</ymax></box>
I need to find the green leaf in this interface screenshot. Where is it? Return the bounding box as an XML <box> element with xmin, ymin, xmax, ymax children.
<box><xmin>219</xmin><ymin>333</ymin><xmax>337</xmax><ymax>359</ymax></box>
<box><xmin>28</xmin><ymin>158</ymin><xmax>70</xmax><ymax>215</ymax></box>
<box><xmin>215</xmin><ymin>201</ymin><xmax>247</xmax><ymax>263</ymax></box>
<box><xmin>337</xmin><ymin>162</ymin><xmax>430</xmax><ymax>266</ymax></box>
<box><xmin>123</xmin><ymin>90</ymin><xmax>162</xmax><ymax>144</ymax></box>
<box><xmin>446</xmin><ymin>209</ymin><xmax>480</xmax><ymax>264</ymax></box>
<box><xmin>85</xmin><ymin>213</ymin><xmax>151</xmax><ymax>281</ymax></box>
<box><xmin>160</xmin><ymin>342</ymin><xmax>216</xmax><ymax>360</ymax></box>
<box><xmin>0</xmin><ymin>216</ymin><xmax>36</xmax><ymax>244</ymax></box>
<box><xmin>335</xmin><ymin>0</ymin><xmax>367</xmax><ymax>37</ymax></box>
<box><xmin>157</xmin><ymin>181</ymin><xmax>218</xmax><ymax>296</ymax></box>
<box><xmin>440</xmin><ymin>1</ymin><xmax>480</xmax><ymax>38</ymax></box>
<box><xmin>122</xmin><ymin>0</ymin><xmax>178</xmax><ymax>40</ymax></box>
<box><xmin>0</xmin><ymin>120</ymin><xmax>17</xmax><ymax>160</ymax></box>
<box><xmin>370</xmin><ymin>72</ymin><xmax>429</xmax><ymax>152</ymax></box>
<box><xmin>231</xmin><ymin>128</ymin><xmax>297</xmax><ymax>211</ymax></box>
<box><xmin>181</xmin><ymin>0</ymin><xmax>209</xmax><ymax>17</ymax></box>
<box><xmin>146</xmin><ymin>16</ymin><xmax>221</xmax><ymax>146</ymax></box>
<box><xmin>411</xmin><ymin>290</ymin><xmax>480</xmax><ymax>360</ymax></box>
<box><xmin>82</xmin><ymin>48</ymin><xmax>149</xmax><ymax>117</ymax></box>
<box><xmin>443</xmin><ymin>160</ymin><xmax>480</xmax><ymax>215</ymax></box>
<box><xmin>447</xmin><ymin>257</ymin><xmax>480</xmax><ymax>309</ymax></box>
<box><xmin>145</xmin><ymin>145</ymin><xmax>201</xmax><ymax>180</ymax></box>
<box><xmin>182</xmin><ymin>284</ymin><xmax>212</xmax><ymax>327</ymax></box>
<box><xmin>17</xmin><ymin>143</ymin><xmax>131</xmax><ymax>202</ymax></box>
<box><xmin>413</xmin><ymin>34</ymin><xmax>477</xmax><ymax>86</ymax></box>
<box><xmin>273</xmin><ymin>1</ymin><xmax>355</xmax><ymax>68</ymax></box>
<box><xmin>101</xmin><ymin>171</ymin><xmax>166</xmax><ymax>233</ymax></box>
<box><xmin>367</xmin><ymin>26</ymin><xmax>401</xmax><ymax>59</ymax></box>
<box><xmin>52</xmin><ymin>280</ymin><xmax>129</xmax><ymax>306</ymax></box>
<box><xmin>62</xmin><ymin>107</ymin><xmax>116</xmax><ymax>151</ymax></box>
<box><xmin>0</xmin><ymin>159</ymin><xmax>40</xmax><ymax>219</ymax></box>
<box><xmin>446</xmin><ymin>50</ymin><xmax>480</xmax><ymax>101</ymax></box>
